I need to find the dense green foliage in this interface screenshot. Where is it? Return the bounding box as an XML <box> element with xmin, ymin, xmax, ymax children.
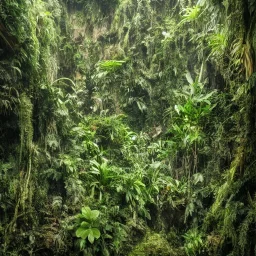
<box><xmin>1</xmin><ymin>0</ymin><xmax>256</xmax><ymax>255</ymax></box>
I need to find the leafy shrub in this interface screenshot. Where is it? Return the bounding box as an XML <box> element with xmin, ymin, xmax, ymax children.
<box><xmin>183</xmin><ymin>229</ymin><xmax>205</xmax><ymax>256</ymax></box>
<box><xmin>75</xmin><ymin>207</ymin><xmax>101</xmax><ymax>248</ymax></box>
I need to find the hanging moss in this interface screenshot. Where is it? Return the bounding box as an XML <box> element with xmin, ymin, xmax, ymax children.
<box><xmin>19</xmin><ymin>93</ymin><xmax>33</xmax><ymax>164</ymax></box>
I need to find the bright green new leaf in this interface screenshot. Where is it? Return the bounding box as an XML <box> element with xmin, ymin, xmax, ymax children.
<box><xmin>76</xmin><ymin>227</ymin><xmax>90</xmax><ymax>239</ymax></box>
<box><xmin>87</xmin><ymin>228</ymin><xmax>101</xmax><ymax>243</ymax></box>
<box><xmin>91</xmin><ymin>228</ymin><xmax>101</xmax><ymax>239</ymax></box>
<box><xmin>81</xmin><ymin>206</ymin><xmax>100</xmax><ymax>221</ymax></box>
<box><xmin>88</xmin><ymin>232</ymin><xmax>95</xmax><ymax>244</ymax></box>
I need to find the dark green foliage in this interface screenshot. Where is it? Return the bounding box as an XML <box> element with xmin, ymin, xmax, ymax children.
<box><xmin>1</xmin><ymin>0</ymin><xmax>256</xmax><ymax>255</ymax></box>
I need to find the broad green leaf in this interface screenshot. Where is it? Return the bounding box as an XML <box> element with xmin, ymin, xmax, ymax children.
<box><xmin>76</xmin><ymin>227</ymin><xmax>90</xmax><ymax>239</ymax></box>
<box><xmin>81</xmin><ymin>206</ymin><xmax>91</xmax><ymax>217</ymax></box>
<box><xmin>88</xmin><ymin>231</ymin><xmax>95</xmax><ymax>244</ymax></box>
<box><xmin>80</xmin><ymin>221</ymin><xmax>90</xmax><ymax>228</ymax></box>
<box><xmin>90</xmin><ymin>210</ymin><xmax>100</xmax><ymax>220</ymax></box>
<box><xmin>91</xmin><ymin>228</ymin><xmax>101</xmax><ymax>239</ymax></box>
<box><xmin>81</xmin><ymin>207</ymin><xmax>99</xmax><ymax>221</ymax></box>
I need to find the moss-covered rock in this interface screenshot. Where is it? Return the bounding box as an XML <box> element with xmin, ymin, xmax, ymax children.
<box><xmin>129</xmin><ymin>230</ymin><xmax>184</xmax><ymax>256</ymax></box>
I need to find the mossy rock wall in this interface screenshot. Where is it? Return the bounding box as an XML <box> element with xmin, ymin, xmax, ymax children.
<box><xmin>129</xmin><ymin>230</ymin><xmax>184</xmax><ymax>256</ymax></box>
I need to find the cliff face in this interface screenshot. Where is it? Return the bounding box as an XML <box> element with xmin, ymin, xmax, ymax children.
<box><xmin>1</xmin><ymin>0</ymin><xmax>256</xmax><ymax>255</ymax></box>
